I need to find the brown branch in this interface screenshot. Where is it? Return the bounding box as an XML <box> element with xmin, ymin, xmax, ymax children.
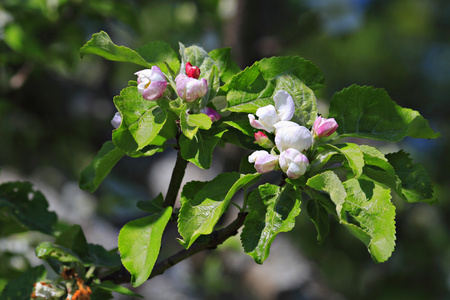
<box><xmin>164</xmin><ymin>150</ymin><xmax>188</xmax><ymax>208</ymax></box>
<box><xmin>102</xmin><ymin>212</ymin><xmax>248</xmax><ymax>284</ymax></box>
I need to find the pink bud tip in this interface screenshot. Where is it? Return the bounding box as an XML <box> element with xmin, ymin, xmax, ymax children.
<box><xmin>186</xmin><ymin>62</ymin><xmax>201</xmax><ymax>79</ymax></box>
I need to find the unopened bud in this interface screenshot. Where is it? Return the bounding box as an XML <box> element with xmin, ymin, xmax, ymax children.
<box><xmin>313</xmin><ymin>116</ymin><xmax>338</xmax><ymax>138</ymax></box>
<box><xmin>200</xmin><ymin>107</ymin><xmax>221</xmax><ymax>122</ymax></box>
<box><xmin>186</xmin><ymin>62</ymin><xmax>201</xmax><ymax>79</ymax></box>
<box><xmin>254</xmin><ymin>131</ymin><xmax>274</xmax><ymax>148</ymax></box>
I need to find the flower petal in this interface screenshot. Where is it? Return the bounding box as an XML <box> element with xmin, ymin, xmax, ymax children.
<box><xmin>274</xmin><ymin>90</ymin><xmax>295</xmax><ymax>121</ymax></box>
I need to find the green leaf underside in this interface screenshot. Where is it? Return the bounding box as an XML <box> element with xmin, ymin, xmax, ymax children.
<box><xmin>329</xmin><ymin>85</ymin><xmax>439</xmax><ymax>141</ymax></box>
<box><xmin>84</xmin><ymin>244</ymin><xmax>121</xmax><ymax>268</ymax></box>
<box><xmin>79</xmin><ymin>141</ymin><xmax>125</xmax><ymax>193</ymax></box>
<box><xmin>0</xmin><ymin>265</ymin><xmax>46</xmax><ymax>300</ymax></box>
<box><xmin>35</xmin><ymin>242</ymin><xmax>82</xmax><ymax>263</ymax></box>
<box><xmin>135</xmin><ymin>40</ymin><xmax>179</xmax><ymax>74</ymax></box>
<box><xmin>307</xmin><ymin>171</ymin><xmax>347</xmax><ymax>217</ymax></box>
<box><xmin>137</xmin><ymin>193</ymin><xmax>164</xmax><ymax>213</ymax></box>
<box><xmin>386</xmin><ymin>151</ymin><xmax>435</xmax><ymax>203</ymax></box>
<box><xmin>342</xmin><ymin>179</ymin><xmax>396</xmax><ymax>263</ymax></box>
<box><xmin>118</xmin><ymin>207</ymin><xmax>172</xmax><ymax>287</ymax></box>
<box><xmin>222</xmin><ymin>113</ymin><xmax>257</xmax><ymax>136</ymax></box>
<box><xmin>178</xmin><ymin>173</ymin><xmax>260</xmax><ymax>248</ymax></box>
<box><xmin>179</xmin><ymin>126</ymin><xmax>227</xmax><ymax>169</ymax></box>
<box><xmin>307</xmin><ymin>172</ymin><xmax>396</xmax><ymax>262</ymax></box>
<box><xmin>306</xmin><ymin>199</ymin><xmax>330</xmax><ymax>244</ymax></box>
<box><xmin>55</xmin><ymin>225</ymin><xmax>88</xmax><ymax>258</ymax></box>
<box><xmin>241</xmin><ymin>183</ymin><xmax>301</xmax><ymax>264</ymax></box>
<box><xmin>180</xmin><ymin>111</ymin><xmax>212</xmax><ymax>140</ymax></box>
<box><xmin>274</xmin><ymin>74</ymin><xmax>318</xmax><ymax>128</ymax></box>
<box><xmin>325</xmin><ymin>143</ymin><xmax>365</xmax><ymax>177</ymax></box>
<box><xmin>94</xmin><ymin>281</ymin><xmax>143</xmax><ymax>298</ymax></box>
<box><xmin>226</xmin><ymin>72</ymin><xmax>318</xmax><ymax>128</ymax></box>
<box><xmin>113</xmin><ymin>87</ymin><xmax>167</xmax><ymax>152</ymax></box>
<box><xmin>208</xmin><ymin>47</ymin><xmax>241</xmax><ymax>84</ymax></box>
<box><xmin>80</xmin><ymin>31</ymin><xmax>150</xmax><ymax>68</ymax></box>
<box><xmin>0</xmin><ymin>182</ymin><xmax>57</xmax><ymax>235</ymax></box>
<box><xmin>358</xmin><ymin>145</ymin><xmax>402</xmax><ymax>196</ymax></box>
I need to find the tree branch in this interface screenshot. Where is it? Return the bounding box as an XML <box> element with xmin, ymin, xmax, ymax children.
<box><xmin>164</xmin><ymin>149</ymin><xmax>188</xmax><ymax>208</ymax></box>
<box><xmin>102</xmin><ymin>212</ymin><xmax>248</xmax><ymax>284</ymax></box>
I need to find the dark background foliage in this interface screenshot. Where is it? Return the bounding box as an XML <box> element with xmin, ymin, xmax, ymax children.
<box><xmin>1</xmin><ymin>0</ymin><xmax>449</xmax><ymax>299</ymax></box>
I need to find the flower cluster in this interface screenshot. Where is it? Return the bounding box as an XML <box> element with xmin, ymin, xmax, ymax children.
<box><xmin>248</xmin><ymin>90</ymin><xmax>338</xmax><ymax>179</ymax></box>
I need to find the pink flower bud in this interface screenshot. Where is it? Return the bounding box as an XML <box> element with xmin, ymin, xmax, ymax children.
<box><xmin>175</xmin><ymin>74</ymin><xmax>208</xmax><ymax>102</ymax></box>
<box><xmin>254</xmin><ymin>131</ymin><xmax>275</xmax><ymax>149</ymax></box>
<box><xmin>135</xmin><ymin>66</ymin><xmax>168</xmax><ymax>100</ymax></box>
<box><xmin>186</xmin><ymin>62</ymin><xmax>201</xmax><ymax>79</ymax></box>
<box><xmin>200</xmin><ymin>107</ymin><xmax>221</xmax><ymax>122</ymax></box>
<box><xmin>111</xmin><ymin>112</ymin><xmax>121</xmax><ymax>129</ymax></box>
<box><xmin>248</xmin><ymin>150</ymin><xmax>278</xmax><ymax>174</ymax></box>
<box><xmin>313</xmin><ymin>116</ymin><xmax>338</xmax><ymax>138</ymax></box>
<box><xmin>279</xmin><ymin>148</ymin><xmax>309</xmax><ymax>179</ymax></box>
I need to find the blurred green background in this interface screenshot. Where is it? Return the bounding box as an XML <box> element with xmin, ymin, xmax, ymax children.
<box><xmin>1</xmin><ymin>0</ymin><xmax>449</xmax><ymax>299</ymax></box>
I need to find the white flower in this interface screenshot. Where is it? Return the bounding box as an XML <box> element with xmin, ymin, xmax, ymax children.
<box><xmin>248</xmin><ymin>90</ymin><xmax>295</xmax><ymax>133</ymax></box>
<box><xmin>32</xmin><ymin>282</ymin><xmax>60</xmax><ymax>299</ymax></box>
<box><xmin>273</xmin><ymin>121</ymin><xmax>312</xmax><ymax>152</ymax></box>
<box><xmin>279</xmin><ymin>148</ymin><xmax>309</xmax><ymax>179</ymax></box>
<box><xmin>135</xmin><ymin>66</ymin><xmax>168</xmax><ymax>100</ymax></box>
<box><xmin>248</xmin><ymin>150</ymin><xmax>279</xmax><ymax>174</ymax></box>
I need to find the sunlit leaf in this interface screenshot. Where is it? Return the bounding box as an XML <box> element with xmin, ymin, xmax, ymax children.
<box><xmin>329</xmin><ymin>85</ymin><xmax>440</xmax><ymax>141</ymax></box>
<box><xmin>79</xmin><ymin>141</ymin><xmax>125</xmax><ymax>193</ymax></box>
<box><xmin>118</xmin><ymin>207</ymin><xmax>172</xmax><ymax>287</ymax></box>
<box><xmin>178</xmin><ymin>173</ymin><xmax>260</xmax><ymax>248</ymax></box>
<box><xmin>241</xmin><ymin>183</ymin><xmax>301</xmax><ymax>264</ymax></box>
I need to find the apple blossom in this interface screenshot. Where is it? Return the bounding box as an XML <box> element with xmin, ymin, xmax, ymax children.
<box><xmin>248</xmin><ymin>150</ymin><xmax>279</xmax><ymax>174</ymax></box>
<box><xmin>254</xmin><ymin>131</ymin><xmax>275</xmax><ymax>149</ymax></box>
<box><xmin>273</xmin><ymin>121</ymin><xmax>312</xmax><ymax>152</ymax></box>
<box><xmin>248</xmin><ymin>90</ymin><xmax>295</xmax><ymax>133</ymax></box>
<box><xmin>200</xmin><ymin>107</ymin><xmax>221</xmax><ymax>122</ymax></box>
<box><xmin>135</xmin><ymin>66</ymin><xmax>168</xmax><ymax>100</ymax></box>
<box><xmin>186</xmin><ymin>62</ymin><xmax>201</xmax><ymax>79</ymax></box>
<box><xmin>279</xmin><ymin>148</ymin><xmax>309</xmax><ymax>179</ymax></box>
<box><xmin>31</xmin><ymin>282</ymin><xmax>60</xmax><ymax>299</ymax></box>
<box><xmin>313</xmin><ymin>116</ymin><xmax>338</xmax><ymax>138</ymax></box>
<box><xmin>175</xmin><ymin>74</ymin><xmax>208</xmax><ymax>102</ymax></box>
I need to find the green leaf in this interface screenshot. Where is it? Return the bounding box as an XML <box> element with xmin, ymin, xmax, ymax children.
<box><xmin>180</xmin><ymin>110</ymin><xmax>212</xmax><ymax>140</ymax></box>
<box><xmin>79</xmin><ymin>141</ymin><xmax>125</xmax><ymax>193</ymax></box>
<box><xmin>179</xmin><ymin>126</ymin><xmax>227</xmax><ymax>169</ymax></box>
<box><xmin>306</xmin><ymin>199</ymin><xmax>330</xmax><ymax>244</ymax></box>
<box><xmin>113</xmin><ymin>87</ymin><xmax>167</xmax><ymax>152</ymax></box>
<box><xmin>221</xmin><ymin>113</ymin><xmax>256</xmax><ymax>136</ymax></box>
<box><xmin>84</xmin><ymin>244</ymin><xmax>121</xmax><ymax>268</ymax></box>
<box><xmin>274</xmin><ymin>74</ymin><xmax>318</xmax><ymax>128</ymax></box>
<box><xmin>202</xmin><ymin>64</ymin><xmax>220</xmax><ymax>107</ymax></box>
<box><xmin>135</xmin><ymin>40</ymin><xmax>180</xmax><ymax>74</ymax></box>
<box><xmin>324</xmin><ymin>143</ymin><xmax>365</xmax><ymax>177</ymax></box>
<box><xmin>35</xmin><ymin>241</ymin><xmax>82</xmax><ymax>263</ymax></box>
<box><xmin>178</xmin><ymin>173</ymin><xmax>260</xmax><ymax>248</ymax></box>
<box><xmin>0</xmin><ymin>266</ymin><xmax>46</xmax><ymax>300</ymax></box>
<box><xmin>342</xmin><ymin>179</ymin><xmax>396</xmax><ymax>263</ymax></box>
<box><xmin>0</xmin><ymin>182</ymin><xmax>57</xmax><ymax>235</ymax></box>
<box><xmin>55</xmin><ymin>225</ymin><xmax>88</xmax><ymax>258</ymax></box>
<box><xmin>93</xmin><ymin>281</ymin><xmax>143</xmax><ymax>298</ymax></box>
<box><xmin>329</xmin><ymin>85</ymin><xmax>440</xmax><ymax>141</ymax></box>
<box><xmin>241</xmin><ymin>183</ymin><xmax>301</xmax><ymax>264</ymax></box>
<box><xmin>118</xmin><ymin>207</ymin><xmax>172</xmax><ymax>287</ymax></box>
<box><xmin>80</xmin><ymin>31</ymin><xmax>150</xmax><ymax>67</ymax></box>
<box><xmin>258</xmin><ymin>56</ymin><xmax>325</xmax><ymax>90</ymax></box>
<box><xmin>137</xmin><ymin>193</ymin><xmax>164</xmax><ymax>214</ymax></box>
<box><xmin>307</xmin><ymin>171</ymin><xmax>347</xmax><ymax>218</ymax></box>
<box><xmin>359</xmin><ymin>145</ymin><xmax>402</xmax><ymax>195</ymax></box>
<box><xmin>209</xmin><ymin>47</ymin><xmax>241</xmax><ymax>84</ymax></box>
<box><xmin>226</xmin><ymin>63</ymin><xmax>276</xmax><ymax>113</ymax></box>
<box><xmin>180</xmin><ymin>43</ymin><xmax>216</xmax><ymax>80</ymax></box>
<box><xmin>309</xmin><ymin>147</ymin><xmax>340</xmax><ymax>174</ymax></box>
<box><xmin>386</xmin><ymin>151</ymin><xmax>435</xmax><ymax>203</ymax></box>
